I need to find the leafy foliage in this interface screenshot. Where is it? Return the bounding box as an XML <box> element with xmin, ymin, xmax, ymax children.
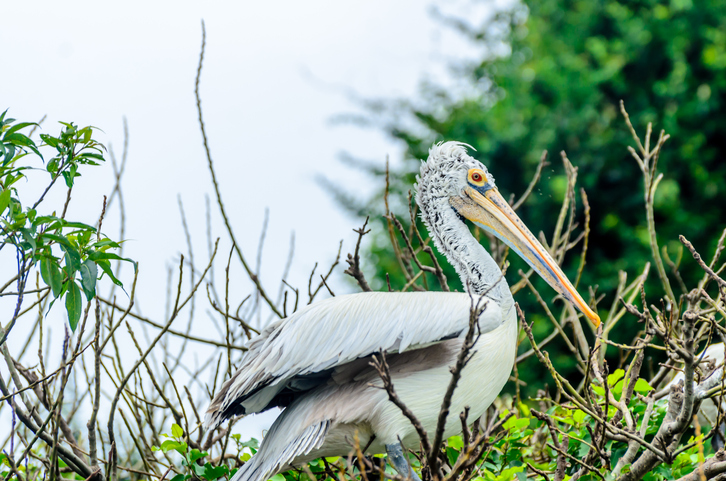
<box><xmin>314</xmin><ymin>1</ymin><xmax>726</xmax><ymax>478</ymax></box>
<box><xmin>318</xmin><ymin>6</ymin><xmax>726</xmax><ymax>451</ymax></box>
<box><xmin>152</xmin><ymin>424</ymin><xmax>232</xmax><ymax>481</ymax></box>
<box><xmin>0</xmin><ymin>111</ymin><xmax>133</xmax><ymax>330</ymax></box>
<box><xmin>333</xmin><ymin>0</ymin><xmax>726</xmax><ymax>358</ymax></box>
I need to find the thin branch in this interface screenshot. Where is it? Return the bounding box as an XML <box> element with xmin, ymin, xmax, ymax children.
<box><xmin>344</xmin><ymin>217</ymin><xmax>373</xmax><ymax>292</ymax></box>
<box><xmin>194</xmin><ymin>20</ymin><xmax>283</xmax><ymax>318</ymax></box>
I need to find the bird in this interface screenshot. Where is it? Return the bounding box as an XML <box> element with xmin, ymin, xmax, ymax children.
<box><xmin>204</xmin><ymin>141</ymin><xmax>601</xmax><ymax>481</ymax></box>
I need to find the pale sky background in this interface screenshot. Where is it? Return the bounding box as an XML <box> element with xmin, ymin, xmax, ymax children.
<box><xmin>2</xmin><ymin>0</ymin><xmax>505</xmax><ymax>442</ymax></box>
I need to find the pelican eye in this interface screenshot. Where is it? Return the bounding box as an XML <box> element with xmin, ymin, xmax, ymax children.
<box><xmin>467</xmin><ymin>169</ymin><xmax>487</xmax><ymax>186</ymax></box>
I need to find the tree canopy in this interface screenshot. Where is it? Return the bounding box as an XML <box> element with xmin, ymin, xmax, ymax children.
<box><xmin>334</xmin><ymin>0</ymin><xmax>724</xmax><ymax>337</ymax></box>
<box><xmin>323</xmin><ymin>0</ymin><xmax>726</xmax><ymax>399</ymax></box>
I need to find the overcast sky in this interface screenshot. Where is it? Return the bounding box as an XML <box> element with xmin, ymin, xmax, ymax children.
<box><xmin>3</xmin><ymin>0</ymin><xmax>502</xmax><ymax>440</ymax></box>
<box><xmin>4</xmin><ymin>1</ymin><xmax>498</xmax><ymax>302</ymax></box>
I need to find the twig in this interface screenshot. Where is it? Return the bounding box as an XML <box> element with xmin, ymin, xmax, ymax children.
<box><xmin>344</xmin><ymin>217</ymin><xmax>373</xmax><ymax>292</ymax></box>
<box><xmin>682</xmin><ymin>235</ymin><xmax>726</xmax><ymax>290</ymax></box>
<box><xmin>512</xmin><ymin>150</ymin><xmax>548</xmax><ymax>211</ymax></box>
<box><xmin>370</xmin><ymin>351</ymin><xmax>432</xmax><ymax>455</ymax></box>
<box><xmin>428</xmin><ymin>292</ymin><xmax>489</xmax><ymax>478</ymax></box>
<box><xmin>194</xmin><ymin>20</ymin><xmax>283</xmax><ymax>318</ymax></box>
<box><xmin>531</xmin><ymin>410</ymin><xmax>568</xmax><ymax>481</ymax></box>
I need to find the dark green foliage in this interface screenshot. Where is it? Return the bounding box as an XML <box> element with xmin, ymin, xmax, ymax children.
<box><xmin>331</xmin><ymin>0</ymin><xmax>726</xmax><ymax>391</ymax></box>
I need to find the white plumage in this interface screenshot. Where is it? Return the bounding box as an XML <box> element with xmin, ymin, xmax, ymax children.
<box><xmin>205</xmin><ymin>142</ymin><xmax>599</xmax><ymax>481</ymax></box>
<box><xmin>205</xmin><ymin>292</ymin><xmax>505</xmax><ymax>420</ymax></box>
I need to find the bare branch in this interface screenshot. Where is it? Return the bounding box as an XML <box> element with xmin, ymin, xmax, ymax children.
<box><xmin>344</xmin><ymin>217</ymin><xmax>373</xmax><ymax>292</ymax></box>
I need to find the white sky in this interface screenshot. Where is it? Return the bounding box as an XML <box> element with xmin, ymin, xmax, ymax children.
<box><xmin>2</xmin><ymin>0</ymin><xmax>502</xmax><ymax>442</ymax></box>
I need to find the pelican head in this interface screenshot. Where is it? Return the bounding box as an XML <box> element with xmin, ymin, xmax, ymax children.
<box><xmin>417</xmin><ymin>141</ymin><xmax>600</xmax><ymax>326</ymax></box>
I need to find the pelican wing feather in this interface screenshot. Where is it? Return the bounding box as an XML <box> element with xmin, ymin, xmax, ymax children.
<box><xmin>204</xmin><ymin>291</ymin><xmax>503</xmax><ymax>428</ymax></box>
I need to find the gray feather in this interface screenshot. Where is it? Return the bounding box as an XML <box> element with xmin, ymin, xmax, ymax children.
<box><xmin>231</xmin><ymin>420</ymin><xmax>331</xmax><ymax>481</ymax></box>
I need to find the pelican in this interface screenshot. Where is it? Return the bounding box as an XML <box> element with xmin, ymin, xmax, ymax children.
<box><xmin>205</xmin><ymin>142</ymin><xmax>600</xmax><ymax>481</ymax></box>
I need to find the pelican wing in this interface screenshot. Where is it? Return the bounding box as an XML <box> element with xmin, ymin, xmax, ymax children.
<box><xmin>204</xmin><ymin>291</ymin><xmax>505</xmax><ymax>428</ymax></box>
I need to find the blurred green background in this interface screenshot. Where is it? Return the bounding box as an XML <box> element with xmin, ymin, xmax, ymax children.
<box><xmin>331</xmin><ymin>0</ymin><xmax>726</xmax><ymax>394</ymax></box>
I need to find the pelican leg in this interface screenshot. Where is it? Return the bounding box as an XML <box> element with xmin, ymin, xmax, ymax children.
<box><xmin>385</xmin><ymin>443</ymin><xmax>421</xmax><ymax>481</ymax></box>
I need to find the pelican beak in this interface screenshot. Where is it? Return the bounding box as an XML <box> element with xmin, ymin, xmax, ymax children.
<box><xmin>452</xmin><ymin>186</ymin><xmax>600</xmax><ymax>327</ymax></box>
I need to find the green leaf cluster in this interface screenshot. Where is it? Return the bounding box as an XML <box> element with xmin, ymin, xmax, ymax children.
<box><xmin>1</xmin><ymin>111</ymin><xmax>134</xmax><ymax>330</ymax></box>
<box><xmin>0</xmin><ymin>451</ymin><xmax>61</xmax><ymax>480</ymax></box>
<box><xmin>427</xmin><ymin>392</ymin><xmax>705</xmax><ymax>480</ymax></box>
<box><xmin>152</xmin><ymin>424</ymin><xmax>232</xmax><ymax>481</ymax></box>
<box><xmin>264</xmin><ymin>382</ymin><xmax>710</xmax><ymax>480</ymax></box>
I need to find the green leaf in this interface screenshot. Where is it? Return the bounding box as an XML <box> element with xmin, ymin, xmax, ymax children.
<box><xmin>634</xmin><ymin>378</ymin><xmax>654</xmax><ymax>393</ymax></box>
<box><xmin>96</xmin><ymin>259</ymin><xmax>124</xmax><ymax>287</ymax></box>
<box><xmin>87</xmin><ymin>250</ymin><xmax>137</xmax><ymax>270</ymax></box>
<box><xmin>160</xmin><ymin>439</ymin><xmax>188</xmax><ymax>455</ymax></box>
<box><xmin>76</xmin><ymin>229</ymin><xmax>93</xmax><ymax>247</ymax></box>
<box><xmin>502</xmin><ymin>417</ymin><xmax>529</xmax><ymax>430</ymax></box>
<box><xmin>188</xmin><ymin>449</ymin><xmax>208</xmax><ymax>464</ymax></box>
<box><xmin>446</xmin><ymin>447</ymin><xmax>459</xmax><ymax>466</ymax></box>
<box><xmin>572</xmin><ymin>409</ymin><xmax>587</xmax><ymax>424</ymax></box>
<box><xmin>169</xmin><ymin>474</ymin><xmax>190</xmax><ymax>481</ymax></box>
<box><xmin>171</xmin><ymin>423</ymin><xmax>184</xmax><ymax>439</ymax></box>
<box><xmin>202</xmin><ymin>463</ymin><xmax>229</xmax><ymax>481</ymax></box>
<box><xmin>4</xmin><ymin>171</ymin><xmax>26</xmax><ymax>189</ymax></box>
<box><xmin>62</xmin><ymin>168</ymin><xmax>77</xmax><ymax>188</ymax></box>
<box><xmin>19</xmin><ymin>228</ymin><xmax>37</xmax><ymax>252</ymax></box>
<box><xmin>238</xmin><ymin>438</ymin><xmax>260</xmax><ymax>450</ymax></box>
<box><xmin>40</xmin><ymin>134</ymin><xmax>59</xmax><ymax>149</ymax></box>
<box><xmin>447</xmin><ymin>435</ymin><xmax>464</xmax><ymax>450</ymax></box>
<box><xmin>79</xmin><ymin>259</ymin><xmax>97</xmax><ymax>301</ymax></box>
<box><xmin>63</xmin><ymin>221</ymin><xmax>97</xmax><ymax>231</ymax></box>
<box><xmin>3</xmin><ymin>145</ymin><xmax>16</xmax><ymax>163</ymax></box>
<box><xmin>40</xmin><ymin>257</ymin><xmax>63</xmax><ymax>297</ymax></box>
<box><xmin>269</xmin><ymin>475</ymin><xmax>286</xmax><ymax>481</ymax></box>
<box><xmin>4</xmin><ymin>122</ymin><xmax>37</xmax><ymax>136</ymax></box>
<box><xmin>33</xmin><ymin>215</ymin><xmax>60</xmax><ymax>225</ymax></box>
<box><xmin>3</xmin><ymin>132</ymin><xmax>35</xmax><ymax>147</ymax></box>
<box><xmin>61</xmin><ymin>245</ymin><xmax>81</xmax><ymax>276</ymax></box>
<box><xmin>42</xmin><ymin>232</ymin><xmax>74</xmax><ymax>249</ymax></box>
<box><xmin>608</xmin><ymin>369</ymin><xmax>625</xmax><ymax>386</ymax></box>
<box><xmin>91</xmin><ymin>239</ymin><xmax>121</xmax><ymax>249</ymax></box>
<box><xmin>0</xmin><ymin>188</ymin><xmax>10</xmax><ymax>215</ymax></box>
<box><xmin>77</xmin><ymin>152</ymin><xmax>105</xmax><ymax>162</ymax></box>
<box><xmin>65</xmin><ymin>282</ymin><xmax>83</xmax><ymax>331</ymax></box>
